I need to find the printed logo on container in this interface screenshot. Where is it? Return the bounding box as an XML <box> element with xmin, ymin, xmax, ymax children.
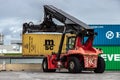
<box><xmin>44</xmin><ymin>40</ymin><xmax>55</xmax><ymax>50</ymax></box>
<box><xmin>101</xmin><ymin>54</ymin><xmax>120</xmax><ymax>61</ymax></box>
<box><xmin>106</xmin><ymin>31</ymin><xmax>120</xmax><ymax>39</ymax></box>
<box><xmin>106</xmin><ymin>31</ymin><xmax>114</xmax><ymax>39</ymax></box>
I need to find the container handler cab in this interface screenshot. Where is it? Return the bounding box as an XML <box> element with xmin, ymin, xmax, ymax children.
<box><xmin>23</xmin><ymin>5</ymin><xmax>105</xmax><ymax>73</ymax></box>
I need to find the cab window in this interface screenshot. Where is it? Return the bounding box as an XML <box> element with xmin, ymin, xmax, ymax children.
<box><xmin>67</xmin><ymin>37</ymin><xmax>76</xmax><ymax>50</ymax></box>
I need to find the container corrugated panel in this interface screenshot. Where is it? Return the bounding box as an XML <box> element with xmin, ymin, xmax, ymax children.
<box><xmin>94</xmin><ymin>46</ymin><xmax>120</xmax><ymax>70</ymax></box>
<box><xmin>22</xmin><ymin>32</ymin><xmax>74</xmax><ymax>56</ymax></box>
<box><xmin>89</xmin><ymin>25</ymin><xmax>120</xmax><ymax>45</ymax></box>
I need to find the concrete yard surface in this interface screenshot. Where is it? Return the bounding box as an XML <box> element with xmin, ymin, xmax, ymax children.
<box><xmin>0</xmin><ymin>71</ymin><xmax>120</xmax><ymax>80</ymax></box>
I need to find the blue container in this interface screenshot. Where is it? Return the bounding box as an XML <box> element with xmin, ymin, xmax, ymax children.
<box><xmin>89</xmin><ymin>25</ymin><xmax>120</xmax><ymax>45</ymax></box>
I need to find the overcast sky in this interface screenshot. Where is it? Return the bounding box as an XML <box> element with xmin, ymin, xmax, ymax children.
<box><xmin>0</xmin><ymin>0</ymin><xmax>120</xmax><ymax>45</ymax></box>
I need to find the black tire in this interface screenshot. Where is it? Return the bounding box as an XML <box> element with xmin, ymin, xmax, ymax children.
<box><xmin>42</xmin><ymin>57</ymin><xmax>56</xmax><ymax>72</ymax></box>
<box><xmin>94</xmin><ymin>56</ymin><xmax>105</xmax><ymax>73</ymax></box>
<box><xmin>68</xmin><ymin>57</ymin><xmax>82</xmax><ymax>73</ymax></box>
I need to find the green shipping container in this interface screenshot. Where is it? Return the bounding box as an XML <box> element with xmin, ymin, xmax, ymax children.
<box><xmin>94</xmin><ymin>46</ymin><xmax>120</xmax><ymax>70</ymax></box>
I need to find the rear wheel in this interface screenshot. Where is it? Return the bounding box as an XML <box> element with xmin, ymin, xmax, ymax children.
<box><xmin>94</xmin><ymin>56</ymin><xmax>105</xmax><ymax>73</ymax></box>
<box><xmin>68</xmin><ymin>57</ymin><xmax>82</xmax><ymax>73</ymax></box>
<box><xmin>42</xmin><ymin>57</ymin><xmax>56</xmax><ymax>72</ymax></box>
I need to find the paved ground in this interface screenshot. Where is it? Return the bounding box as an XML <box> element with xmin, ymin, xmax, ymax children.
<box><xmin>0</xmin><ymin>71</ymin><xmax>120</xmax><ymax>80</ymax></box>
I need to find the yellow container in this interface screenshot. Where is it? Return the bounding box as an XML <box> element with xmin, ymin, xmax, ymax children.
<box><xmin>22</xmin><ymin>32</ymin><xmax>73</xmax><ymax>56</ymax></box>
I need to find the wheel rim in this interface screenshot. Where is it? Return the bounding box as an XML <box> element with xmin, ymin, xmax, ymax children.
<box><xmin>43</xmin><ymin>61</ymin><xmax>47</xmax><ymax>69</ymax></box>
<box><xmin>69</xmin><ymin>61</ymin><xmax>75</xmax><ymax>69</ymax></box>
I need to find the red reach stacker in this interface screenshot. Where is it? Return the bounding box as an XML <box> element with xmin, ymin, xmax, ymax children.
<box><xmin>23</xmin><ymin>5</ymin><xmax>105</xmax><ymax>73</ymax></box>
<box><xmin>41</xmin><ymin>5</ymin><xmax>105</xmax><ymax>73</ymax></box>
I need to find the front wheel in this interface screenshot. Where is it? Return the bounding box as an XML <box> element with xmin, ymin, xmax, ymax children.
<box><xmin>68</xmin><ymin>57</ymin><xmax>82</xmax><ymax>73</ymax></box>
<box><xmin>94</xmin><ymin>56</ymin><xmax>105</xmax><ymax>73</ymax></box>
<box><xmin>42</xmin><ymin>57</ymin><xmax>56</xmax><ymax>72</ymax></box>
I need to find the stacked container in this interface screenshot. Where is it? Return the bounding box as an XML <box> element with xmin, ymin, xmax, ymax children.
<box><xmin>89</xmin><ymin>25</ymin><xmax>120</xmax><ymax>70</ymax></box>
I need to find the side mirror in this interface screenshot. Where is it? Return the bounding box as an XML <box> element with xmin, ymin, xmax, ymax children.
<box><xmin>94</xmin><ymin>32</ymin><xmax>98</xmax><ymax>36</ymax></box>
